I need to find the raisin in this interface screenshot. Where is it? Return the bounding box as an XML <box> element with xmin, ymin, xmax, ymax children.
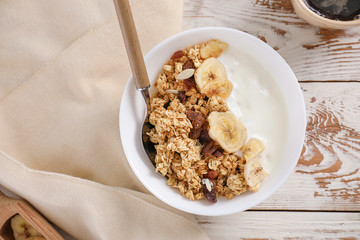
<box><xmin>212</xmin><ymin>149</ymin><xmax>224</xmax><ymax>157</ymax></box>
<box><xmin>201</xmin><ymin>178</ymin><xmax>217</xmax><ymax>203</ymax></box>
<box><xmin>186</xmin><ymin>110</ymin><xmax>198</xmax><ymax>121</ymax></box>
<box><xmin>183</xmin><ymin>60</ymin><xmax>194</xmax><ymax>70</ymax></box>
<box><xmin>177</xmin><ymin>91</ymin><xmax>187</xmax><ymax>102</ymax></box>
<box><xmin>201</xmin><ymin>141</ymin><xmax>218</xmax><ymax>157</ymax></box>
<box><xmin>193</xmin><ymin>115</ymin><xmax>205</xmax><ymax>129</ymax></box>
<box><xmin>199</xmin><ymin>128</ymin><xmax>212</xmax><ymax>144</ymax></box>
<box><xmin>186</xmin><ymin>110</ymin><xmax>204</xmax><ymax>129</ymax></box>
<box><xmin>171</xmin><ymin>50</ymin><xmax>184</xmax><ymax>60</ymax></box>
<box><xmin>183</xmin><ymin>76</ymin><xmax>195</xmax><ymax>92</ymax></box>
<box><xmin>187</xmin><ymin>110</ymin><xmax>205</xmax><ymax>140</ymax></box>
<box><xmin>189</xmin><ymin>127</ymin><xmax>202</xmax><ymax>139</ymax></box>
<box><xmin>205</xmin><ymin>170</ymin><xmax>218</xmax><ymax>180</ymax></box>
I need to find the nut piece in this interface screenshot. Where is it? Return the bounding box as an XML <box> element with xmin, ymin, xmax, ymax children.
<box><xmin>165</xmin><ymin>89</ymin><xmax>179</xmax><ymax>94</ymax></box>
<box><xmin>200</xmin><ymin>39</ymin><xmax>228</xmax><ymax>59</ymax></box>
<box><xmin>176</xmin><ymin>68</ymin><xmax>195</xmax><ymax>80</ymax></box>
<box><xmin>201</xmin><ymin>178</ymin><xmax>217</xmax><ymax>203</ymax></box>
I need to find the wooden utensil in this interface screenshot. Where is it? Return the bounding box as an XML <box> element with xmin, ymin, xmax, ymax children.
<box><xmin>113</xmin><ymin>0</ymin><xmax>156</xmax><ymax>164</ymax></box>
<box><xmin>113</xmin><ymin>0</ymin><xmax>150</xmax><ymax>90</ymax></box>
<box><xmin>0</xmin><ymin>191</ymin><xmax>64</xmax><ymax>240</ymax></box>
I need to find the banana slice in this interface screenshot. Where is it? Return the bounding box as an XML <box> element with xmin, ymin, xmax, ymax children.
<box><xmin>195</xmin><ymin>57</ymin><xmax>233</xmax><ymax>98</ymax></box>
<box><xmin>10</xmin><ymin>214</ymin><xmax>46</xmax><ymax>240</ymax></box>
<box><xmin>200</xmin><ymin>39</ymin><xmax>228</xmax><ymax>59</ymax></box>
<box><xmin>202</xmin><ymin>76</ymin><xmax>233</xmax><ymax>99</ymax></box>
<box><xmin>244</xmin><ymin>157</ymin><xmax>267</xmax><ymax>191</ymax></box>
<box><xmin>241</xmin><ymin>138</ymin><xmax>265</xmax><ymax>161</ymax></box>
<box><xmin>208</xmin><ymin>111</ymin><xmax>247</xmax><ymax>153</ymax></box>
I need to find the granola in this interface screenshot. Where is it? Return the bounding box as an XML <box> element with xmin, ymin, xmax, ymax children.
<box><xmin>147</xmin><ymin>39</ymin><xmax>267</xmax><ymax>202</ymax></box>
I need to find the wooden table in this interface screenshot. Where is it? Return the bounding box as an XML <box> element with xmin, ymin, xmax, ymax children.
<box><xmin>184</xmin><ymin>0</ymin><xmax>360</xmax><ymax>238</ymax></box>
<box><xmin>1</xmin><ymin>1</ymin><xmax>358</xmax><ymax>239</ymax></box>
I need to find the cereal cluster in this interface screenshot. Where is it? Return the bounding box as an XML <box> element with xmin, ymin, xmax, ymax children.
<box><xmin>148</xmin><ymin>42</ymin><xmax>249</xmax><ymax>201</ymax></box>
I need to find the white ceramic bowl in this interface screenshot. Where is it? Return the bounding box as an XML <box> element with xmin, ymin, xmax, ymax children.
<box><xmin>119</xmin><ymin>27</ymin><xmax>306</xmax><ymax>216</ymax></box>
<box><xmin>291</xmin><ymin>0</ymin><xmax>360</xmax><ymax>29</ymax></box>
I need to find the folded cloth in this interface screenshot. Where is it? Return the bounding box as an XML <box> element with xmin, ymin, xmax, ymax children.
<box><xmin>0</xmin><ymin>0</ymin><xmax>210</xmax><ymax>239</ymax></box>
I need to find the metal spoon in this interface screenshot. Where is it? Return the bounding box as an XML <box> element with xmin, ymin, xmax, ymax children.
<box><xmin>113</xmin><ymin>0</ymin><xmax>156</xmax><ymax>164</ymax></box>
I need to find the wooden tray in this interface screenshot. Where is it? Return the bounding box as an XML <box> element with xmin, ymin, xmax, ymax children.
<box><xmin>0</xmin><ymin>191</ymin><xmax>64</xmax><ymax>240</ymax></box>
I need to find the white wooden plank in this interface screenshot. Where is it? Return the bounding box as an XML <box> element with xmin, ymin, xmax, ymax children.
<box><xmin>252</xmin><ymin>82</ymin><xmax>360</xmax><ymax>211</ymax></box>
<box><xmin>197</xmin><ymin>211</ymin><xmax>360</xmax><ymax>239</ymax></box>
<box><xmin>183</xmin><ymin>0</ymin><xmax>360</xmax><ymax>82</ymax></box>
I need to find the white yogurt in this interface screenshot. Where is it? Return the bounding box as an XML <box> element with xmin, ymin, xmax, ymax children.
<box><xmin>219</xmin><ymin>49</ymin><xmax>288</xmax><ymax>173</ymax></box>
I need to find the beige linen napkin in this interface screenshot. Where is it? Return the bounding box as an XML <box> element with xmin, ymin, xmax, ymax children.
<box><xmin>0</xmin><ymin>0</ymin><xmax>210</xmax><ymax>239</ymax></box>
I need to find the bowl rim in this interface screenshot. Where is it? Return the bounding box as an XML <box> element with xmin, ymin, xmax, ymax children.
<box><xmin>291</xmin><ymin>0</ymin><xmax>360</xmax><ymax>28</ymax></box>
<box><xmin>119</xmin><ymin>26</ymin><xmax>307</xmax><ymax>216</ymax></box>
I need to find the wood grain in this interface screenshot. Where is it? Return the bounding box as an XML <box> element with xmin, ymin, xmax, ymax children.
<box><xmin>0</xmin><ymin>191</ymin><xmax>64</xmax><ymax>240</ymax></box>
<box><xmin>197</xmin><ymin>211</ymin><xmax>360</xmax><ymax>239</ymax></box>
<box><xmin>183</xmin><ymin>0</ymin><xmax>360</xmax><ymax>82</ymax></box>
<box><xmin>252</xmin><ymin>82</ymin><xmax>360</xmax><ymax>211</ymax></box>
<box><xmin>2</xmin><ymin>1</ymin><xmax>358</xmax><ymax>239</ymax></box>
<box><xmin>184</xmin><ymin>1</ymin><xmax>360</xmax><ymax>237</ymax></box>
<box><xmin>113</xmin><ymin>0</ymin><xmax>150</xmax><ymax>89</ymax></box>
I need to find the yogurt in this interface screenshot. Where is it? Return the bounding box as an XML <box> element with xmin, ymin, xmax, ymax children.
<box><xmin>219</xmin><ymin>49</ymin><xmax>288</xmax><ymax>173</ymax></box>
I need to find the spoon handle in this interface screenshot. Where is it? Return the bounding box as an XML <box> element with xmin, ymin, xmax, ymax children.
<box><xmin>113</xmin><ymin>0</ymin><xmax>150</xmax><ymax>90</ymax></box>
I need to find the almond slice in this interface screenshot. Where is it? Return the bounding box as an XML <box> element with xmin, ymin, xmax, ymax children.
<box><xmin>176</xmin><ymin>68</ymin><xmax>195</xmax><ymax>80</ymax></box>
<box><xmin>165</xmin><ymin>89</ymin><xmax>179</xmax><ymax>94</ymax></box>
